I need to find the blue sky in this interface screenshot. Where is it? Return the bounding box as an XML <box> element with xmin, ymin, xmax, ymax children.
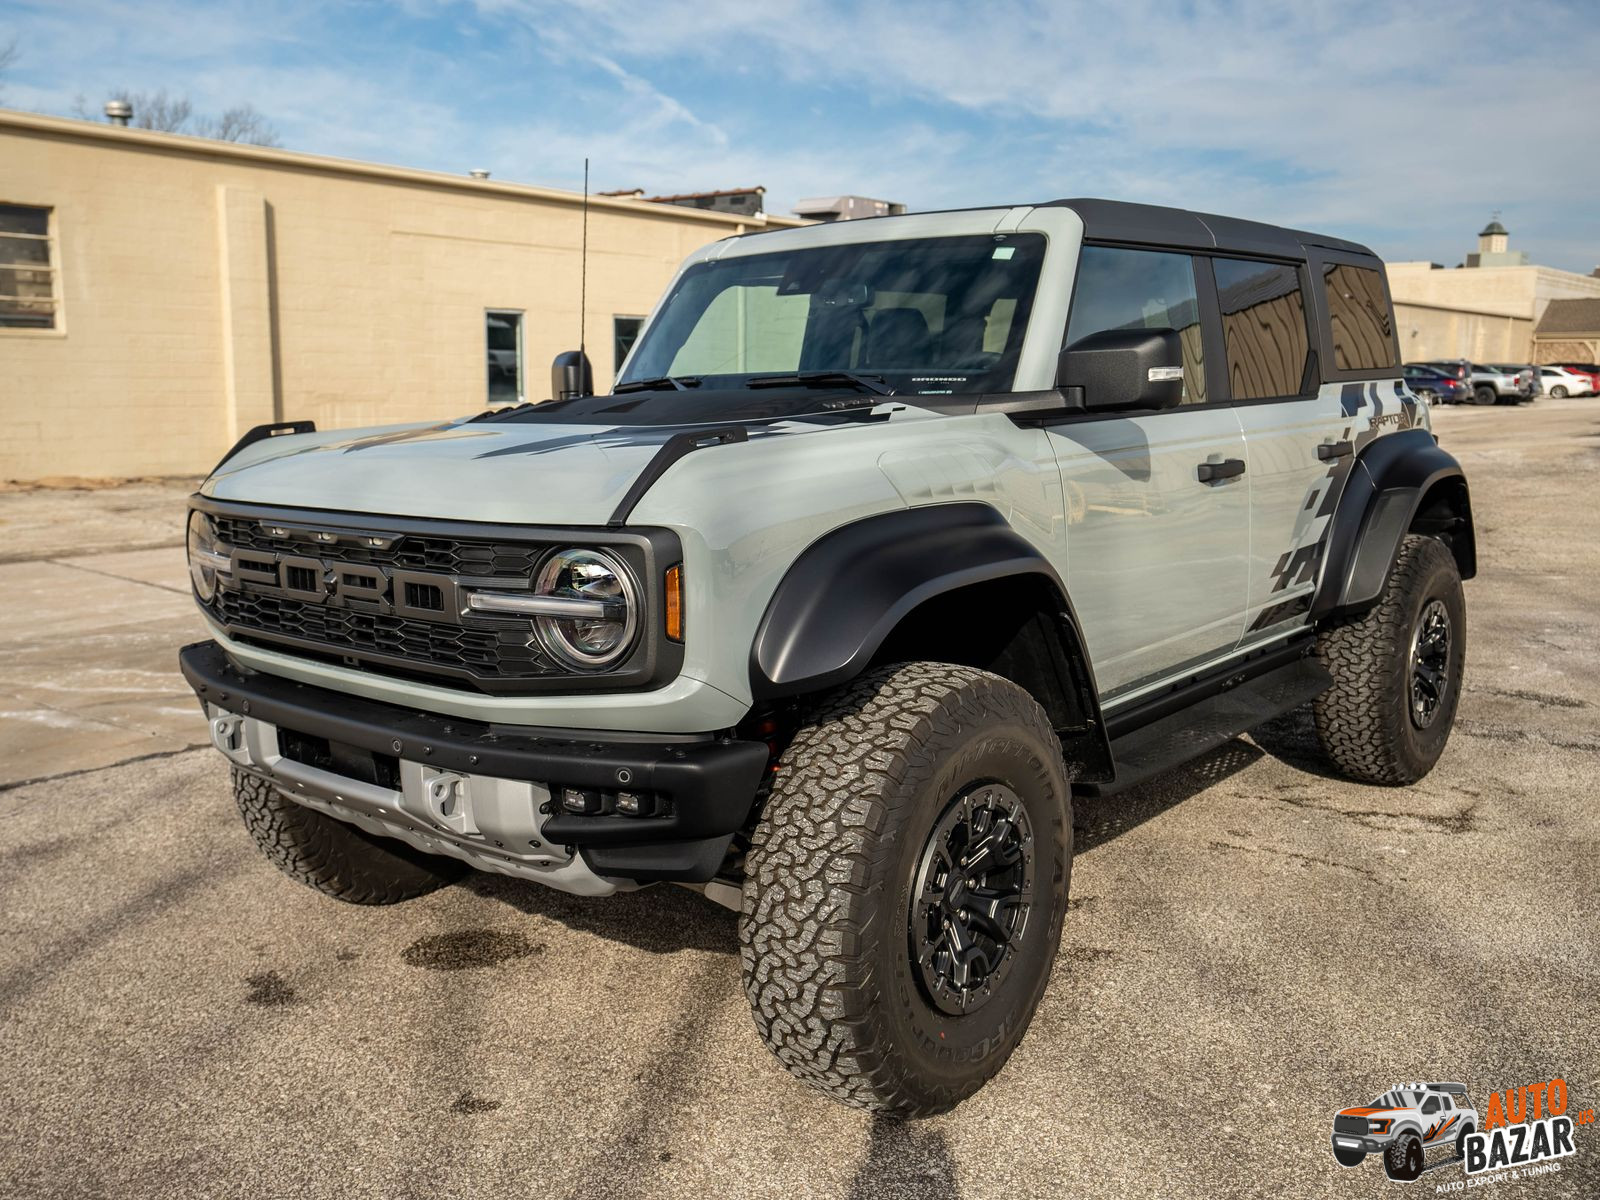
<box><xmin>3</xmin><ymin>0</ymin><xmax>1598</xmax><ymax>272</ymax></box>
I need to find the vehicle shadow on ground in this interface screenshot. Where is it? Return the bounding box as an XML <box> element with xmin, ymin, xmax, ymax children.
<box><xmin>463</xmin><ymin>869</ymin><xmax>738</xmax><ymax>955</ymax></box>
<box><xmin>1074</xmin><ymin>737</ymin><xmax>1265</xmax><ymax>853</ymax></box>
<box><xmin>845</xmin><ymin>1116</ymin><xmax>961</xmax><ymax>1199</ymax></box>
<box><xmin>465</xmin><ymin>732</ymin><xmax>1293</xmax><ymax>953</ymax></box>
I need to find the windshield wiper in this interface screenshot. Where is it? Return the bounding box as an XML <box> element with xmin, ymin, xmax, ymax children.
<box><xmin>745</xmin><ymin>371</ymin><xmax>895</xmax><ymax>395</ymax></box>
<box><xmin>613</xmin><ymin>375</ymin><xmax>702</xmax><ymax>394</ymax></box>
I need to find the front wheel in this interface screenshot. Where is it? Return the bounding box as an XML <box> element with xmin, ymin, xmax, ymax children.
<box><xmin>1385</xmin><ymin>1133</ymin><xmax>1425</xmax><ymax>1182</ymax></box>
<box><xmin>739</xmin><ymin>662</ymin><xmax>1074</xmax><ymax>1116</ymax></box>
<box><xmin>1551</xmin><ymin>385</ymin><xmax>1568</xmax><ymax>398</ymax></box>
<box><xmin>233</xmin><ymin>768</ymin><xmax>467</xmax><ymax>904</ymax></box>
<box><xmin>1313</xmin><ymin>535</ymin><xmax>1466</xmax><ymax>785</ymax></box>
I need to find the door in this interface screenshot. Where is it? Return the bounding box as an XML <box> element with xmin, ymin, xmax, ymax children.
<box><xmin>1209</xmin><ymin>255</ymin><xmax>1349</xmax><ymax>643</ymax></box>
<box><xmin>1045</xmin><ymin>245</ymin><xmax>1251</xmax><ymax>703</ymax></box>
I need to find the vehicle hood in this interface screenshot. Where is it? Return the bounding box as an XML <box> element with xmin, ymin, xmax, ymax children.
<box><xmin>201</xmin><ymin>407</ymin><xmax>919</xmax><ymax>526</ymax></box>
<box><xmin>1338</xmin><ymin>1106</ymin><xmax>1409</xmax><ymax>1118</ymax></box>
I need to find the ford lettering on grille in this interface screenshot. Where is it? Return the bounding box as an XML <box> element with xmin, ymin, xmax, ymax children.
<box><xmin>231</xmin><ymin>549</ymin><xmax>465</xmax><ymax>623</ymax></box>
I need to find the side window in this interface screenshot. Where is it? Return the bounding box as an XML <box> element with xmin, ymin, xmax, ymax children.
<box><xmin>1213</xmin><ymin>257</ymin><xmax>1313</xmax><ymax>399</ymax></box>
<box><xmin>1066</xmin><ymin>246</ymin><xmax>1206</xmax><ymax>405</ymax></box>
<box><xmin>1422</xmin><ymin>1097</ymin><xmax>1441</xmax><ymax>1114</ymax></box>
<box><xmin>1323</xmin><ymin>262</ymin><xmax>1397</xmax><ymax>371</ymax></box>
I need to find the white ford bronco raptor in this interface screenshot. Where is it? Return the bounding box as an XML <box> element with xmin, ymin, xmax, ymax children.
<box><xmin>181</xmin><ymin>199</ymin><xmax>1475</xmax><ymax>1116</ymax></box>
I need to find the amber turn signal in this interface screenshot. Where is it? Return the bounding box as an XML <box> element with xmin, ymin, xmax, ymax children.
<box><xmin>664</xmin><ymin>564</ymin><xmax>683</xmax><ymax>641</ymax></box>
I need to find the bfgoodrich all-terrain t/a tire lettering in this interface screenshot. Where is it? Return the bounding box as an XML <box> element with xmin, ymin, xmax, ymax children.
<box><xmin>1313</xmin><ymin>534</ymin><xmax>1466</xmax><ymax>785</ymax></box>
<box><xmin>233</xmin><ymin>768</ymin><xmax>467</xmax><ymax>904</ymax></box>
<box><xmin>738</xmin><ymin>662</ymin><xmax>1073</xmax><ymax>1117</ymax></box>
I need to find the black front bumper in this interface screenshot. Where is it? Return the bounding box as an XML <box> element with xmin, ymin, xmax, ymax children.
<box><xmin>179</xmin><ymin>640</ymin><xmax>770</xmax><ymax>882</ymax></box>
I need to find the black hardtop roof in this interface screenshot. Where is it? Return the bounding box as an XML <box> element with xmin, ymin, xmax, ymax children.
<box><xmin>1045</xmin><ymin>198</ymin><xmax>1378</xmax><ymax>261</ymax></box>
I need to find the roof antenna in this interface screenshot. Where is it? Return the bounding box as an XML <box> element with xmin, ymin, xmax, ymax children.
<box><xmin>579</xmin><ymin>157</ymin><xmax>589</xmax><ymax>360</ymax></box>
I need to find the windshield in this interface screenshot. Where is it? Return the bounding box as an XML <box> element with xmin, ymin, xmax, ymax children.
<box><xmin>619</xmin><ymin>233</ymin><xmax>1047</xmax><ymax>396</ymax></box>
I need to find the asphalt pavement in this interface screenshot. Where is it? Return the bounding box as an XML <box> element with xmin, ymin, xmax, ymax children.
<box><xmin>1</xmin><ymin>400</ymin><xmax>1597</xmax><ymax>1199</ymax></box>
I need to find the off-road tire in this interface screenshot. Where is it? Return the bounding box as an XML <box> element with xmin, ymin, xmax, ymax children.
<box><xmin>1331</xmin><ymin>1140</ymin><xmax>1366</xmax><ymax>1168</ymax></box>
<box><xmin>1472</xmin><ymin>384</ymin><xmax>1496</xmax><ymax>405</ymax></box>
<box><xmin>233</xmin><ymin>768</ymin><xmax>467</xmax><ymax>904</ymax></box>
<box><xmin>1454</xmin><ymin>1122</ymin><xmax>1476</xmax><ymax>1162</ymax></box>
<box><xmin>739</xmin><ymin>662</ymin><xmax>1073</xmax><ymax>1117</ymax></box>
<box><xmin>1313</xmin><ymin>535</ymin><xmax>1465</xmax><ymax>785</ymax></box>
<box><xmin>1385</xmin><ymin>1132</ymin><xmax>1425</xmax><ymax>1182</ymax></box>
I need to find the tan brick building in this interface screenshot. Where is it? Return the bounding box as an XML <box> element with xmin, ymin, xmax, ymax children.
<box><xmin>0</xmin><ymin>110</ymin><xmax>801</xmax><ymax>482</ymax></box>
<box><xmin>1385</xmin><ymin>221</ymin><xmax>1600</xmax><ymax>364</ymax></box>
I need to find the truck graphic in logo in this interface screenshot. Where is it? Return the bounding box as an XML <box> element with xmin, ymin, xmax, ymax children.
<box><xmin>1330</xmin><ymin>1081</ymin><xmax>1479</xmax><ymax>1182</ymax></box>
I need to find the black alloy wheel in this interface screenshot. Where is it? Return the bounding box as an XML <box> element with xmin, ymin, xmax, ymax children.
<box><xmin>911</xmin><ymin>783</ymin><xmax>1034</xmax><ymax>1015</ymax></box>
<box><xmin>1409</xmin><ymin>598</ymin><xmax>1451</xmax><ymax>730</ymax></box>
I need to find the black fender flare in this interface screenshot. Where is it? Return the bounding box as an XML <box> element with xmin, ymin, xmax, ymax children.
<box><xmin>1313</xmin><ymin>429</ymin><xmax>1475</xmax><ymax>620</ymax></box>
<box><xmin>748</xmin><ymin>503</ymin><xmax>1112</xmax><ymax>778</ymax></box>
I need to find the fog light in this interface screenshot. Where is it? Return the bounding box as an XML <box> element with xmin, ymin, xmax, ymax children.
<box><xmin>615</xmin><ymin>791</ymin><xmax>655</xmax><ymax>817</ymax></box>
<box><xmin>560</xmin><ymin>787</ymin><xmax>602</xmax><ymax>815</ymax></box>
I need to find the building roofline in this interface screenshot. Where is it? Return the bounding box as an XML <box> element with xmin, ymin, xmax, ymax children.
<box><xmin>0</xmin><ymin>109</ymin><xmax>804</xmax><ymax>231</ymax></box>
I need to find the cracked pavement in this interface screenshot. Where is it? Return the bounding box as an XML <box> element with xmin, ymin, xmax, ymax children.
<box><xmin>1</xmin><ymin>403</ymin><xmax>1597</xmax><ymax>1198</ymax></box>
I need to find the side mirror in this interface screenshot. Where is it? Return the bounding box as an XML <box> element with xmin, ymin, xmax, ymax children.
<box><xmin>551</xmin><ymin>350</ymin><xmax>594</xmax><ymax>401</ymax></box>
<box><xmin>1057</xmin><ymin>328</ymin><xmax>1185</xmax><ymax>411</ymax></box>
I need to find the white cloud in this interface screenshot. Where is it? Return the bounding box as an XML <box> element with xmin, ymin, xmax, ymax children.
<box><xmin>4</xmin><ymin>0</ymin><xmax>1597</xmax><ymax>269</ymax></box>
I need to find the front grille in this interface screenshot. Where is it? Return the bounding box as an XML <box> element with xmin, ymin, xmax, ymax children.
<box><xmin>1334</xmin><ymin>1116</ymin><xmax>1369</xmax><ymax>1137</ymax></box>
<box><xmin>196</xmin><ymin>502</ymin><xmax>682</xmax><ymax>695</ymax></box>
<box><xmin>215</xmin><ymin>588</ymin><xmax>561</xmax><ymax>681</ymax></box>
<box><xmin>212</xmin><ymin>516</ymin><xmax>544</xmax><ymax>578</ymax></box>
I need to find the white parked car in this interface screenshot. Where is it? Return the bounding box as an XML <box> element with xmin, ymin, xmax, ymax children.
<box><xmin>1539</xmin><ymin>366</ymin><xmax>1593</xmax><ymax>397</ymax></box>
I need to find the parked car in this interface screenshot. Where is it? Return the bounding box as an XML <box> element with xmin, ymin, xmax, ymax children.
<box><xmin>1425</xmin><ymin>361</ymin><xmax>1529</xmax><ymax>405</ymax></box>
<box><xmin>179</xmin><ymin>198</ymin><xmax>1475</xmax><ymax>1116</ymax></box>
<box><xmin>1488</xmin><ymin>364</ymin><xmax>1539</xmax><ymax>396</ymax></box>
<box><xmin>1402</xmin><ymin>363</ymin><xmax>1472</xmax><ymax>404</ymax></box>
<box><xmin>1556</xmin><ymin>363</ymin><xmax>1600</xmax><ymax>392</ymax></box>
<box><xmin>1538</xmin><ymin>366</ymin><xmax>1594</xmax><ymax>397</ymax></box>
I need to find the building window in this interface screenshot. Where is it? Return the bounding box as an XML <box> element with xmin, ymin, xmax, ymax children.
<box><xmin>1322</xmin><ymin>263</ymin><xmax>1397</xmax><ymax>371</ymax></box>
<box><xmin>1213</xmin><ymin>257</ymin><xmax>1313</xmax><ymax>399</ymax></box>
<box><xmin>1067</xmin><ymin>245</ymin><xmax>1206</xmax><ymax>405</ymax></box>
<box><xmin>0</xmin><ymin>204</ymin><xmax>58</xmax><ymax>330</ymax></box>
<box><xmin>614</xmin><ymin>316</ymin><xmax>645</xmax><ymax>375</ymax></box>
<box><xmin>486</xmin><ymin>310</ymin><xmax>524</xmax><ymax>404</ymax></box>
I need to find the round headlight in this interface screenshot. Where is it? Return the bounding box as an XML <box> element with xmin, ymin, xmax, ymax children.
<box><xmin>187</xmin><ymin>510</ymin><xmax>222</xmax><ymax>602</ymax></box>
<box><xmin>532</xmin><ymin>548</ymin><xmax>638</xmax><ymax>670</ymax></box>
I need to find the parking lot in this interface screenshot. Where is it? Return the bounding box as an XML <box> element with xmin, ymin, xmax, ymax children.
<box><xmin>1</xmin><ymin>399</ymin><xmax>1597</xmax><ymax>1199</ymax></box>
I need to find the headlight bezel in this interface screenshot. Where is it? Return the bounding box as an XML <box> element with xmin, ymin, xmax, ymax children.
<box><xmin>529</xmin><ymin>546</ymin><xmax>642</xmax><ymax>672</ymax></box>
<box><xmin>186</xmin><ymin>509</ymin><xmax>226</xmax><ymax>602</ymax></box>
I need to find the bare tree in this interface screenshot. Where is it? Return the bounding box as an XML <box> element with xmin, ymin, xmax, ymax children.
<box><xmin>73</xmin><ymin>86</ymin><xmax>282</xmax><ymax>146</ymax></box>
<box><xmin>194</xmin><ymin>103</ymin><xmax>281</xmax><ymax>148</ymax></box>
<box><xmin>0</xmin><ymin>35</ymin><xmax>19</xmax><ymax>102</ymax></box>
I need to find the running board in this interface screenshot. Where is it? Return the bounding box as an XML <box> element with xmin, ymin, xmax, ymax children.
<box><xmin>1081</xmin><ymin>658</ymin><xmax>1332</xmax><ymax>797</ymax></box>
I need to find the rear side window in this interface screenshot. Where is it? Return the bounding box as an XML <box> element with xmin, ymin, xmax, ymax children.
<box><xmin>1213</xmin><ymin>257</ymin><xmax>1312</xmax><ymax>399</ymax></box>
<box><xmin>1323</xmin><ymin>263</ymin><xmax>1397</xmax><ymax>371</ymax></box>
<box><xmin>1067</xmin><ymin>245</ymin><xmax>1207</xmax><ymax>405</ymax></box>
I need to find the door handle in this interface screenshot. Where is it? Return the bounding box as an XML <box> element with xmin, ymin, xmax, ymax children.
<box><xmin>1197</xmin><ymin>458</ymin><xmax>1246</xmax><ymax>484</ymax></box>
<box><xmin>1317</xmin><ymin>439</ymin><xmax>1354</xmax><ymax>461</ymax></box>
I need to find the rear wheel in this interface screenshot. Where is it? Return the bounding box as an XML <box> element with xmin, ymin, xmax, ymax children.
<box><xmin>233</xmin><ymin>768</ymin><xmax>467</xmax><ymax>904</ymax></box>
<box><xmin>739</xmin><ymin>662</ymin><xmax>1073</xmax><ymax>1116</ymax></box>
<box><xmin>1313</xmin><ymin>535</ymin><xmax>1465</xmax><ymax>785</ymax></box>
<box><xmin>1472</xmin><ymin>384</ymin><xmax>1496</xmax><ymax>405</ymax></box>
